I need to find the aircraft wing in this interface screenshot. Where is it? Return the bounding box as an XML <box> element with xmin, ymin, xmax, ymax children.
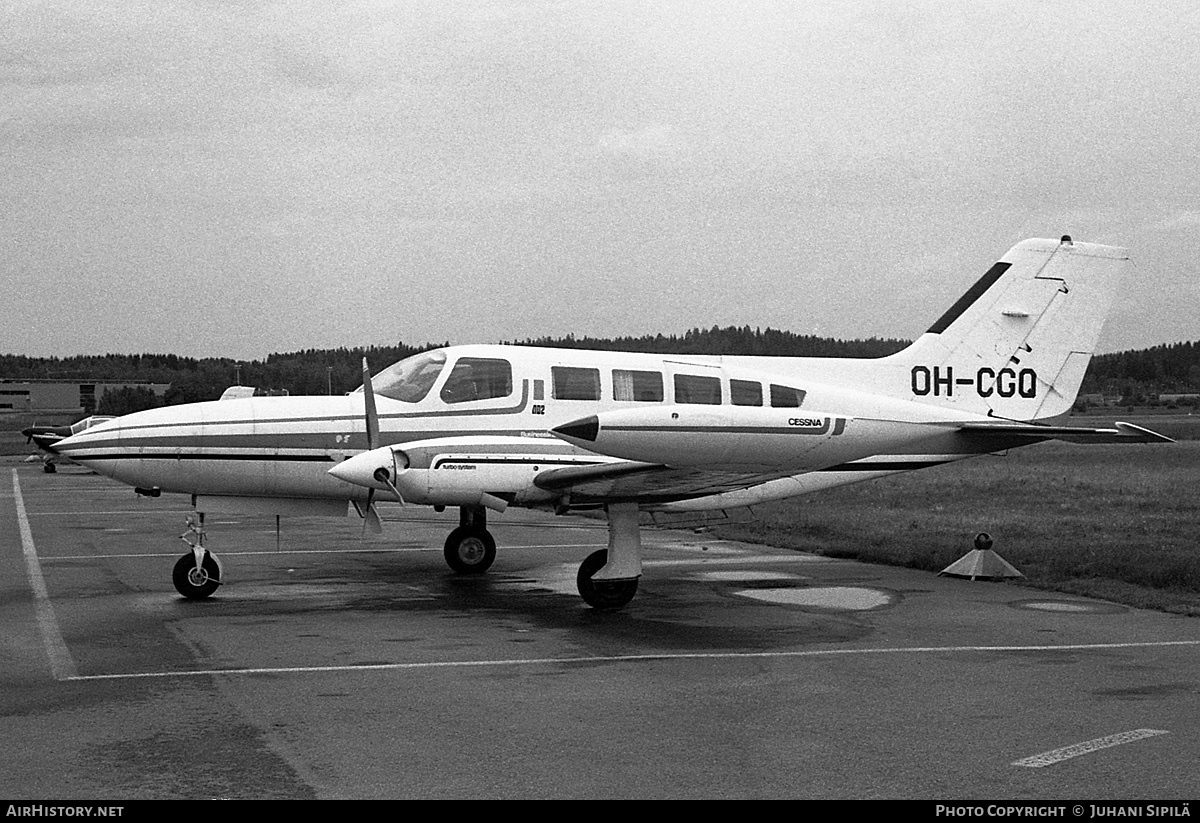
<box><xmin>534</xmin><ymin>461</ymin><xmax>801</xmax><ymax>505</ymax></box>
<box><xmin>956</xmin><ymin>420</ymin><xmax>1174</xmax><ymax>444</ymax></box>
<box><xmin>532</xmin><ymin>419</ymin><xmax>1172</xmax><ymax>506</ymax></box>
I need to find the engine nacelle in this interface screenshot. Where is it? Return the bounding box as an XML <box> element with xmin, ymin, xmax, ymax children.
<box><xmin>389</xmin><ymin>453</ymin><xmax>558</xmax><ymax>509</ymax></box>
<box><xmin>329</xmin><ymin>435</ymin><xmax>610</xmax><ymax>509</ymax></box>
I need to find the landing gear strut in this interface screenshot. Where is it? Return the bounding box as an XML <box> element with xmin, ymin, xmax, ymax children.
<box><xmin>444</xmin><ymin>505</ymin><xmax>496</xmax><ymax>574</ymax></box>
<box><xmin>173</xmin><ymin>512</ymin><xmax>222</xmax><ymax>599</ymax></box>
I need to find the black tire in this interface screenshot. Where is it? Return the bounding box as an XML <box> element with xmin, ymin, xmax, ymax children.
<box><xmin>172</xmin><ymin>552</ymin><xmax>221</xmax><ymax>599</ymax></box>
<box><xmin>443</xmin><ymin>527</ymin><xmax>496</xmax><ymax>574</ymax></box>
<box><xmin>43</xmin><ymin>463</ymin><xmax>56</xmax><ymax>474</ymax></box>
<box><xmin>576</xmin><ymin>549</ymin><xmax>639</xmax><ymax>610</ymax></box>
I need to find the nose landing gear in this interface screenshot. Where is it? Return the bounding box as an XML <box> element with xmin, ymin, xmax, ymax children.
<box><xmin>172</xmin><ymin>513</ymin><xmax>222</xmax><ymax>599</ymax></box>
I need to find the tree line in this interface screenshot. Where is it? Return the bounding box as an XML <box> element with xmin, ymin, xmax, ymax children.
<box><xmin>1077</xmin><ymin>340</ymin><xmax>1200</xmax><ymax>408</ymax></box>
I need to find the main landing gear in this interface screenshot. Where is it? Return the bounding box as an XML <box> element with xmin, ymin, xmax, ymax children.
<box><xmin>166</xmin><ymin>503</ymin><xmax>644</xmax><ymax>610</ymax></box>
<box><xmin>575</xmin><ymin>502</ymin><xmax>642</xmax><ymax>610</ymax></box>
<box><xmin>444</xmin><ymin>505</ymin><xmax>496</xmax><ymax>574</ymax></box>
<box><xmin>443</xmin><ymin>503</ymin><xmax>643</xmax><ymax>610</ymax></box>
<box><xmin>173</xmin><ymin>513</ymin><xmax>222</xmax><ymax>600</ymax></box>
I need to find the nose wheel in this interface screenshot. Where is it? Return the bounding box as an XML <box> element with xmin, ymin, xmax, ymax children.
<box><xmin>172</xmin><ymin>551</ymin><xmax>221</xmax><ymax>599</ymax></box>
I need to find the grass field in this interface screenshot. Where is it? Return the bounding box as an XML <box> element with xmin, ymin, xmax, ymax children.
<box><xmin>711</xmin><ymin>416</ymin><xmax>1200</xmax><ymax>616</ymax></box>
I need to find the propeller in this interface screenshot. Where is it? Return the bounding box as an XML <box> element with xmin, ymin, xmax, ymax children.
<box><xmin>363</xmin><ymin>358</ymin><xmax>379</xmax><ymax>451</ymax></box>
<box><xmin>360</xmin><ymin>358</ymin><xmax>384</xmax><ymax>534</ymax></box>
<box><xmin>356</xmin><ymin>358</ymin><xmax>406</xmax><ymax>534</ymax></box>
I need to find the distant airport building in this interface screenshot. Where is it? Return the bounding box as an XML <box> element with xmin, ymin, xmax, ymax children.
<box><xmin>0</xmin><ymin>379</ymin><xmax>171</xmax><ymax>416</ymax></box>
<box><xmin>1076</xmin><ymin>392</ymin><xmax>1121</xmax><ymax>408</ymax></box>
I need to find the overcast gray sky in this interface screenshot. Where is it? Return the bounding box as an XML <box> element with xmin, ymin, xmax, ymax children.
<box><xmin>3</xmin><ymin>0</ymin><xmax>1197</xmax><ymax>360</ymax></box>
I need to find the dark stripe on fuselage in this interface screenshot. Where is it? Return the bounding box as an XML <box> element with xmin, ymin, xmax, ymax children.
<box><xmin>59</xmin><ymin>453</ymin><xmax>336</xmax><ymax>463</ymax></box>
<box><xmin>56</xmin><ymin>427</ymin><xmax>540</xmax><ymax>454</ymax></box>
<box><xmin>603</xmin><ymin>422</ymin><xmax>838</xmax><ymax>436</ymax></box>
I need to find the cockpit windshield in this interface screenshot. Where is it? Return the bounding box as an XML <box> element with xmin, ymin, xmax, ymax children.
<box><xmin>365</xmin><ymin>349</ymin><xmax>448</xmax><ymax>403</ymax></box>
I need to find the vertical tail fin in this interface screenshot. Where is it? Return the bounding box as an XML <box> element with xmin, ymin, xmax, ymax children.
<box><xmin>882</xmin><ymin>237</ymin><xmax>1129</xmax><ymax>421</ymax></box>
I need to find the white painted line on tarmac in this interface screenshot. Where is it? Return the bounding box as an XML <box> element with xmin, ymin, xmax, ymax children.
<box><xmin>46</xmin><ymin>544</ymin><xmax>822</xmax><ymax>563</ymax></box>
<box><xmin>644</xmin><ymin>555</ymin><xmax>826</xmax><ymax>567</ymax></box>
<box><xmin>40</xmin><ymin>544</ymin><xmax>608</xmax><ymax>561</ymax></box>
<box><xmin>29</xmin><ymin>510</ymin><xmax>190</xmax><ymax>517</ymax></box>
<box><xmin>11</xmin><ymin>470</ymin><xmax>79</xmax><ymax>681</ymax></box>
<box><xmin>1012</xmin><ymin>729</ymin><xmax>1169</xmax><ymax>767</ymax></box>
<box><xmin>62</xmin><ymin>639</ymin><xmax>1200</xmax><ymax>683</ymax></box>
<box><xmin>42</xmin><ymin>547</ymin><xmax>449</xmax><ymax>560</ymax></box>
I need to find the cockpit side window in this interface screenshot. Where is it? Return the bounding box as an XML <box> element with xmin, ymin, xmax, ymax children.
<box><xmin>440</xmin><ymin>357</ymin><xmax>513</xmax><ymax>404</ymax></box>
<box><xmin>371</xmin><ymin>350</ymin><xmax>448</xmax><ymax>403</ymax></box>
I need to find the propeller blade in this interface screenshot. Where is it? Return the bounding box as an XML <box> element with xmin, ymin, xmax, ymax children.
<box><xmin>362</xmin><ymin>357</ymin><xmax>379</xmax><ymax>451</ymax></box>
<box><xmin>358</xmin><ymin>359</ymin><xmax>387</xmax><ymax>534</ymax></box>
<box><xmin>361</xmin><ymin>488</ymin><xmax>383</xmax><ymax>535</ymax></box>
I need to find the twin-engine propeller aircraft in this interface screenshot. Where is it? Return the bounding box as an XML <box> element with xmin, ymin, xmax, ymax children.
<box><xmin>23</xmin><ymin>415</ymin><xmax>116</xmax><ymax>473</ymax></box>
<box><xmin>53</xmin><ymin>237</ymin><xmax>1170</xmax><ymax>609</ymax></box>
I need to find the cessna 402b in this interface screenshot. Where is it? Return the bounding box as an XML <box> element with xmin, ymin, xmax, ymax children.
<box><xmin>52</xmin><ymin>237</ymin><xmax>1170</xmax><ymax>609</ymax></box>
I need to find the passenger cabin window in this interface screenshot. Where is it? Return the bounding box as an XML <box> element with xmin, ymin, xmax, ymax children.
<box><xmin>730</xmin><ymin>379</ymin><xmax>763</xmax><ymax>407</ymax></box>
<box><xmin>552</xmin><ymin>366</ymin><xmax>601</xmax><ymax>400</ymax></box>
<box><xmin>770</xmin><ymin>384</ymin><xmax>807</xmax><ymax>408</ymax></box>
<box><xmin>439</xmin><ymin>357</ymin><xmax>513</xmax><ymax>404</ymax></box>
<box><xmin>674</xmin><ymin>374</ymin><xmax>721</xmax><ymax>405</ymax></box>
<box><xmin>613</xmin><ymin>369</ymin><xmax>663</xmax><ymax>402</ymax></box>
<box><xmin>372</xmin><ymin>349</ymin><xmax>448</xmax><ymax>403</ymax></box>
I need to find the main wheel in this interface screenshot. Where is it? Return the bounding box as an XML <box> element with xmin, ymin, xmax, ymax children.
<box><xmin>172</xmin><ymin>552</ymin><xmax>221</xmax><ymax>599</ymax></box>
<box><xmin>576</xmin><ymin>549</ymin><xmax>639</xmax><ymax>610</ymax></box>
<box><xmin>444</xmin><ymin>526</ymin><xmax>496</xmax><ymax>574</ymax></box>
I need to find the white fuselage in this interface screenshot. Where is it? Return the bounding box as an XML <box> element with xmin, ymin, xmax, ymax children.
<box><xmin>53</xmin><ymin>344</ymin><xmax>1004</xmax><ymax>514</ymax></box>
